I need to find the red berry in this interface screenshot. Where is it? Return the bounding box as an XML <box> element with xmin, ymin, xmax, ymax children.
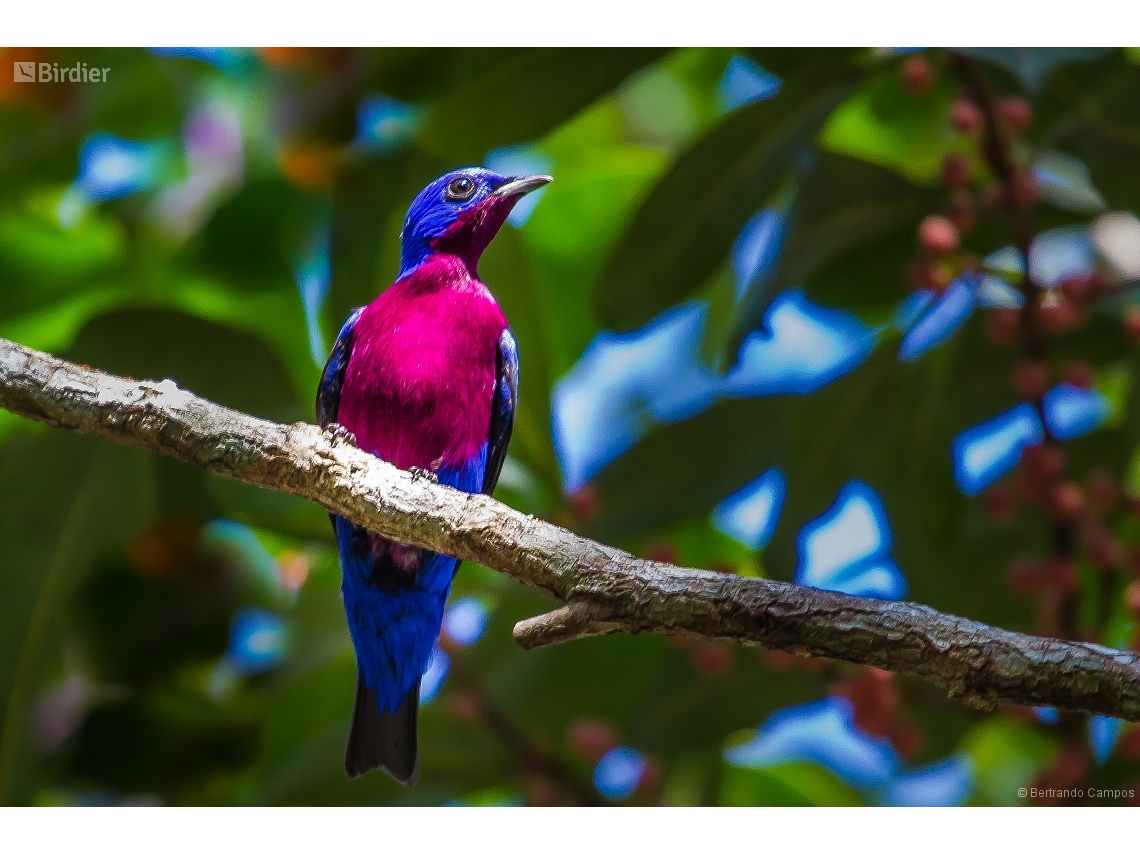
<box><xmin>1009</xmin><ymin>556</ymin><xmax>1041</xmax><ymax>595</ymax></box>
<box><xmin>525</xmin><ymin>777</ymin><xmax>560</xmax><ymax>807</ymax></box>
<box><xmin>888</xmin><ymin>720</ymin><xmax>925</xmax><ymax>760</ymax></box>
<box><xmin>984</xmin><ymin>484</ymin><xmax>1017</xmax><ymax>521</ymax></box>
<box><xmin>1086</xmin><ymin>470</ymin><xmax>1118</xmax><ymax>511</ymax></box>
<box><xmin>1010</xmin><ymin>172</ymin><xmax>1041</xmax><ymax>209</ymax></box>
<box><xmin>980</xmin><ymin>182</ymin><xmax>1005</xmax><ymax>209</ymax></box>
<box><xmin>836</xmin><ymin>669</ymin><xmax>897</xmax><ymax>738</ymax></box>
<box><xmin>1124</xmin><ymin>307</ymin><xmax>1140</xmax><ymax>341</ymax></box>
<box><xmin>1125</xmin><ymin>581</ymin><xmax>1140</xmax><ymax>618</ymax></box>
<box><xmin>694</xmin><ymin>642</ymin><xmax>732</xmax><ymax>676</ymax></box>
<box><xmin>911</xmin><ymin>261</ymin><xmax>954</xmax><ymax>291</ymax></box>
<box><xmin>918</xmin><ymin>214</ymin><xmax>960</xmax><ymax>254</ymax></box>
<box><xmin>1032</xmin><ymin>445</ymin><xmax>1066</xmax><ymax>477</ymax></box>
<box><xmin>1045</xmin><ymin>557</ymin><xmax>1077</xmax><ymax>592</ymax></box>
<box><xmin>987</xmin><ymin>309</ymin><xmax>1021</xmax><ymax>346</ymax></box>
<box><xmin>1051</xmin><ymin>482</ymin><xmax>1086</xmax><ymax>521</ymax></box>
<box><xmin>907</xmin><ymin>262</ymin><xmax>929</xmax><ymax>291</ymax></box>
<box><xmin>948</xmin><ymin>209</ymin><xmax>975</xmax><ymax>234</ymax></box>
<box><xmin>1035</xmin><ymin>585</ymin><xmax>1064</xmax><ymax>636</ymax></box>
<box><xmin>941</xmin><ymin>154</ymin><xmax>972</xmax><ymax>186</ymax></box>
<box><xmin>1059</xmin><ymin>275</ymin><xmax>1091</xmax><ymax>304</ymax></box>
<box><xmin>950</xmin><ymin>98</ymin><xmax>984</xmax><ymax>134</ymax></box>
<box><xmin>1063</xmin><ymin>361</ymin><xmax>1095</xmax><ymax>389</ymax></box>
<box><xmin>644</xmin><ymin>541</ymin><xmax>675</xmax><ymax>564</ymax></box>
<box><xmin>947</xmin><ymin>188</ymin><xmax>976</xmax><ymax>231</ymax></box>
<box><xmin>567</xmin><ymin>484</ymin><xmax>600</xmax><ymax>521</ymax></box>
<box><xmin>1022</xmin><ymin>443</ymin><xmax>1065</xmax><ymax>480</ymax></box>
<box><xmin>900</xmin><ymin>55</ymin><xmax>936</xmax><ymax>94</ymax></box>
<box><xmin>1087</xmin><ymin>527</ymin><xmax>1124</xmax><ymax>570</ymax></box>
<box><xmin>997</xmin><ymin>96</ymin><xmax>1033</xmax><ymax>133</ymax></box>
<box><xmin>448</xmin><ymin>690</ymin><xmax>483</xmax><ymax>723</ymax></box>
<box><xmin>637</xmin><ymin>757</ymin><xmax>663</xmax><ymax>793</ymax></box>
<box><xmin>1118</xmin><ymin>725</ymin><xmax>1140</xmax><ymax>760</ymax></box>
<box><xmin>567</xmin><ymin>718</ymin><xmax>617</xmax><ymax>761</ymax></box>
<box><xmin>948</xmin><ymin>186</ymin><xmax>975</xmax><ymax>225</ymax></box>
<box><xmin>1041</xmin><ymin>746</ymin><xmax>1089</xmax><ymax>791</ymax></box>
<box><xmin>1013</xmin><ymin>360</ymin><xmax>1049</xmax><ymax>400</ymax></box>
<box><xmin>1040</xmin><ymin>299</ymin><xmax>1085</xmax><ymax>334</ymax></box>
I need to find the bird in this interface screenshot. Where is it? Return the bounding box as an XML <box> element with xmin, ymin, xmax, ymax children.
<box><xmin>316</xmin><ymin>167</ymin><xmax>551</xmax><ymax>785</ymax></box>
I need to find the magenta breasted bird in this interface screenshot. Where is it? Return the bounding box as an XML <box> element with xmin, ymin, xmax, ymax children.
<box><xmin>316</xmin><ymin>168</ymin><xmax>551</xmax><ymax>784</ymax></box>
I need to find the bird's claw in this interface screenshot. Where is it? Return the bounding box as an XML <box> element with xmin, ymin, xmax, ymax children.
<box><xmin>324</xmin><ymin>423</ymin><xmax>357</xmax><ymax>448</ymax></box>
<box><xmin>409</xmin><ymin>466</ymin><xmax>439</xmax><ymax>484</ymax></box>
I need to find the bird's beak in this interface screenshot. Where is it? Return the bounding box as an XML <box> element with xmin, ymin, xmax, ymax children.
<box><xmin>492</xmin><ymin>174</ymin><xmax>553</xmax><ymax>198</ymax></box>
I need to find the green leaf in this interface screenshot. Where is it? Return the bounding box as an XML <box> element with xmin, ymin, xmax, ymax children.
<box><xmin>726</xmin><ymin>154</ymin><xmax>933</xmax><ymax>354</ymax></box>
<box><xmin>417</xmin><ymin>49</ymin><xmax>666</xmax><ymax>163</ymax></box>
<box><xmin>65</xmin><ymin>307</ymin><xmax>304</xmax><ymax>423</ymax></box>
<box><xmin>779</xmin><ymin>155</ymin><xmax>933</xmax><ymax>289</ymax></box>
<box><xmin>596</xmin><ymin>63</ymin><xmax>861</xmax><ymax>330</ymax></box>
<box><xmin>0</xmin><ymin>435</ymin><xmax>154</xmax><ymax>803</ymax></box>
<box><xmin>191</xmin><ymin>178</ymin><xmax>311</xmax><ymax>293</ymax></box>
<box><xmin>519</xmin><ymin>143</ymin><xmax>669</xmax><ymax>376</ymax></box>
<box><xmin>1032</xmin><ymin>151</ymin><xmax>1108</xmax><ymax>214</ymax></box>
<box><xmin>1122</xmin><ymin>444</ymin><xmax>1140</xmax><ymax>500</ymax></box>
<box><xmin>1096</xmin><ymin>362</ymin><xmax>1132</xmax><ymax>428</ymax></box>
<box><xmin>0</xmin><ymin>186</ymin><xmax>127</xmax><ymax>310</ymax></box>
<box><xmin>325</xmin><ymin>148</ymin><xmax>449</xmax><ymax>332</ymax></box>
<box><xmin>478</xmin><ymin>226</ymin><xmax>560</xmax><ymax>487</ymax></box>
<box><xmin>959</xmin><ymin>716</ymin><xmax>1058</xmax><ymax>806</ymax></box>
<box><xmin>820</xmin><ymin>67</ymin><xmax>956</xmax><ymax>184</ymax></box>
<box><xmin>719</xmin><ymin>761</ymin><xmax>863</xmax><ymax>806</ymax></box>
<box><xmin>587</xmin><ymin>320</ymin><xmax>1075</xmax><ymax>636</ymax></box>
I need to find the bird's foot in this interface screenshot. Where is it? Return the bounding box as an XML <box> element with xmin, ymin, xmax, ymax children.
<box><xmin>323</xmin><ymin>422</ymin><xmax>357</xmax><ymax>448</ymax></box>
<box><xmin>409</xmin><ymin>466</ymin><xmax>439</xmax><ymax>484</ymax></box>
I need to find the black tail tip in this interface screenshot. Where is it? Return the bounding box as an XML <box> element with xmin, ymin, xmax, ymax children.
<box><xmin>345</xmin><ymin>756</ymin><xmax>421</xmax><ymax>787</ymax></box>
<box><xmin>345</xmin><ymin>677</ymin><xmax>420</xmax><ymax>786</ymax></box>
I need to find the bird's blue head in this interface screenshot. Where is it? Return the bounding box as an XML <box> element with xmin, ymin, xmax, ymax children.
<box><xmin>398</xmin><ymin>167</ymin><xmax>552</xmax><ymax>278</ymax></box>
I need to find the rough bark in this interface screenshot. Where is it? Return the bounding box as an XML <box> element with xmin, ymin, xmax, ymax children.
<box><xmin>2</xmin><ymin>336</ymin><xmax>1140</xmax><ymax>720</ymax></box>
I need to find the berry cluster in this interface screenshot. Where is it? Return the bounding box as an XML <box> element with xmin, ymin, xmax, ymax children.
<box><xmin>831</xmin><ymin>667</ymin><xmax>924</xmax><ymax>759</ymax></box>
<box><xmin>902</xmin><ymin>55</ymin><xmax>1046</xmax><ymax>297</ymax></box>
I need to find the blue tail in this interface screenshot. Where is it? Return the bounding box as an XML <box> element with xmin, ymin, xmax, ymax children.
<box><xmin>336</xmin><ymin>515</ymin><xmax>459</xmax><ymax>713</ymax></box>
<box><xmin>333</xmin><ymin>447</ymin><xmax>487</xmax><ymax>780</ymax></box>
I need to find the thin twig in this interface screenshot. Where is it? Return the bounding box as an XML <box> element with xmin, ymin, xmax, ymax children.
<box><xmin>446</xmin><ymin>655</ymin><xmax>603</xmax><ymax>806</ymax></box>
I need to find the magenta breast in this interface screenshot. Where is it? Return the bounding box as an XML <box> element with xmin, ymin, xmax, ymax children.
<box><xmin>337</xmin><ymin>262</ymin><xmax>507</xmax><ymax>473</ymax></box>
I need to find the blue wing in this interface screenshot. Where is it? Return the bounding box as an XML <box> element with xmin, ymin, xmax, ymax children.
<box><xmin>483</xmin><ymin>328</ymin><xmax>518</xmax><ymax>496</ymax></box>
<box><xmin>317</xmin><ymin>308</ymin><xmax>363</xmax><ymax>428</ymax></box>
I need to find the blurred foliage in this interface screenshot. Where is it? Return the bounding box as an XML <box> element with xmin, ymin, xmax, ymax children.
<box><xmin>1</xmin><ymin>46</ymin><xmax>1140</xmax><ymax>807</ymax></box>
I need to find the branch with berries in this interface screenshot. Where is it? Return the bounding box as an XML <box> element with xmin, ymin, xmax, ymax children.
<box><xmin>3</xmin><ymin>335</ymin><xmax>1140</xmax><ymax>722</ymax></box>
<box><xmin>895</xmin><ymin>50</ymin><xmax>1140</xmax><ymax>799</ymax></box>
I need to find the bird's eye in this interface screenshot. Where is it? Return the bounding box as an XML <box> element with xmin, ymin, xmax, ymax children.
<box><xmin>445</xmin><ymin>176</ymin><xmax>477</xmax><ymax>201</ymax></box>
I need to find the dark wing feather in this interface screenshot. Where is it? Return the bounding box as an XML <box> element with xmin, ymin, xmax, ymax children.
<box><xmin>316</xmin><ymin>308</ymin><xmax>363</xmax><ymax>428</ymax></box>
<box><xmin>483</xmin><ymin>328</ymin><xmax>518</xmax><ymax>496</ymax></box>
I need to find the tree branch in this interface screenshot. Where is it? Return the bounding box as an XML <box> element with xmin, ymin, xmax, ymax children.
<box><xmin>513</xmin><ymin>599</ymin><xmax>623</xmax><ymax>649</ymax></box>
<box><xmin>2</xmin><ymin>336</ymin><xmax>1140</xmax><ymax>720</ymax></box>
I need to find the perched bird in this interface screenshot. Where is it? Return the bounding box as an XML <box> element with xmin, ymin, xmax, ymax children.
<box><xmin>317</xmin><ymin>167</ymin><xmax>551</xmax><ymax>785</ymax></box>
